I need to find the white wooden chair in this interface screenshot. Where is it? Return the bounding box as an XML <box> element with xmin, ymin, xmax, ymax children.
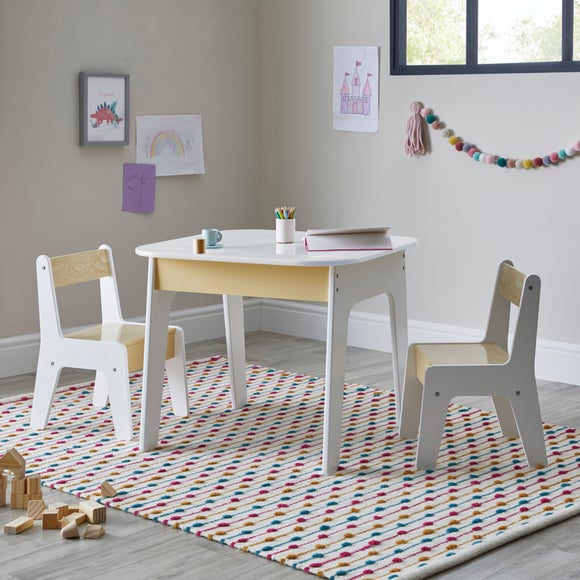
<box><xmin>399</xmin><ymin>260</ymin><xmax>548</xmax><ymax>470</ymax></box>
<box><xmin>30</xmin><ymin>244</ymin><xmax>189</xmax><ymax>440</ymax></box>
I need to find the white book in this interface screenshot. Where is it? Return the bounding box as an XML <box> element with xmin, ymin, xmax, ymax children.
<box><xmin>304</xmin><ymin>227</ymin><xmax>392</xmax><ymax>251</ymax></box>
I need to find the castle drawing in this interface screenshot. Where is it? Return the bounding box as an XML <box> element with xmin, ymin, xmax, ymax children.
<box><xmin>340</xmin><ymin>60</ymin><xmax>372</xmax><ymax>116</ymax></box>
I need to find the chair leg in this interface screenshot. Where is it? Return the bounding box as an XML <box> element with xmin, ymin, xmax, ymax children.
<box><xmin>399</xmin><ymin>345</ymin><xmax>423</xmax><ymax>438</ymax></box>
<box><xmin>30</xmin><ymin>351</ymin><xmax>62</xmax><ymax>429</ymax></box>
<box><xmin>492</xmin><ymin>395</ymin><xmax>519</xmax><ymax>438</ymax></box>
<box><xmin>416</xmin><ymin>385</ymin><xmax>450</xmax><ymax>470</ymax></box>
<box><xmin>165</xmin><ymin>327</ymin><xmax>189</xmax><ymax>418</ymax></box>
<box><xmin>92</xmin><ymin>370</ymin><xmax>109</xmax><ymax>408</ymax></box>
<box><xmin>510</xmin><ymin>383</ymin><xmax>548</xmax><ymax>468</ymax></box>
<box><xmin>103</xmin><ymin>359</ymin><xmax>133</xmax><ymax>441</ymax></box>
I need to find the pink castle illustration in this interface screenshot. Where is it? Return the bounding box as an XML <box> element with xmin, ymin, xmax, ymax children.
<box><xmin>340</xmin><ymin>61</ymin><xmax>372</xmax><ymax>116</ymax></box>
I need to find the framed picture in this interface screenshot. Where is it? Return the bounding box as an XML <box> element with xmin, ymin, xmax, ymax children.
<box><xmin>79</xmin><ymin>72</ymin><xmax>129</xmax><ymax>146</ymax></box>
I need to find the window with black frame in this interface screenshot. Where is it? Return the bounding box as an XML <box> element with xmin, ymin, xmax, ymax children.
<box><xmin>391</xmin><ymin>0</ymin><xmax>580</xmax><ymax>75</ymax></box>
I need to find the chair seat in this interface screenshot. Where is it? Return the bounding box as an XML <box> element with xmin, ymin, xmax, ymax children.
<box><xmin>415</xmin><ymin>342</ymin><xmax>509</xmax><ymax>384</ymax></box>
<box><xmin>66</xmin><ymin>322</ymin><xmax>176</xmax><ymax>374</ymax></box>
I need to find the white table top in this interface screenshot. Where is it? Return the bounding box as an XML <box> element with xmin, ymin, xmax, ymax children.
<box><xmin>136</xmin><ymin>229</ymin><xmax>418</xmax><ymax>267</ymax></box>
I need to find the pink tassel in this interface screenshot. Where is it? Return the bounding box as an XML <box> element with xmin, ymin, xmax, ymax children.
<box><xmin>405</xmin><ymin>101</ymin><xmax>425</xmax><ymax>156</ymax></box>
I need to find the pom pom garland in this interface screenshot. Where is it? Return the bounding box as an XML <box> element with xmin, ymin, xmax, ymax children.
<box><xmin>405</xmin><ymin>101</ymin><xmax>578</xmax><ymax>169</ymax></box>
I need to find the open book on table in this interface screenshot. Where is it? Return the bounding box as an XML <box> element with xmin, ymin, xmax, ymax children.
<box><xmin>304</xmin><ymin>227</ymin><xmax>392</xmax><ymax>251</ymax></box>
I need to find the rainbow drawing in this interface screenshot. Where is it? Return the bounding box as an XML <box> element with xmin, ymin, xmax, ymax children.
<box><xmin>149</xmin><ymin>130</ymin><xmax>185</xmax><ymax>158</ymax></box>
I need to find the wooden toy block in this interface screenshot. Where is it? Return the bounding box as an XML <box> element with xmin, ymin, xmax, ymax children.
<box><xmin>58</xmin><ymin>512</ymin><xmax>87</xmax><ymax>529</ymax></box>
<box><xmin>27</xmin><ymin>499</ymin><xmax>46</xmax><ymax>520</ymax></box>
<box><xmin>26</xmin><ymin>475</ymin><xmax>42</xmax><ymax>494</ymax></box>
<box><xmin>11</xmin><ymin>477</ymin><xmax>26</xmax><ymax>495</ymax></box>
<box><xmin>67</xmin><ymin>504</ymin><xmax>80</xmax><ymax>513</ymax></box>
<box><xmin>0</xmin><ymin>448</ymin><xmax>26</xmax><ymax>480</ymax></box>
<box><xmin>27</xmin><ymin>493</ymin><xmax>43</xmax><ymax>502</ymax></box>
<box><xmin>101</xmin><ymin>480</ymin><xmax>117</xmax><ymax>498</ymax></box>
<box><xmin>42</xmin><ymin>509</ymin><xmax>60</xmax><ymax>530</ymax></box>
<box><xmin>79</xmin><ymin>500</ymin><xmax>106</xmax><ymax>524</ymax></box>
<box><xmin>84</xmin><ymin>524</ymin><xmax>105</xmax><ymax>539</ymax></box>
<box><xmin>49</xmin><ymin>502</ymin><xmax>69</xmax><ymax>519</ymax></box>
<box><xmin>3</xmin><ymin>516</ymin><xmax>34</xmax><ymax>535</ymax></box>
<box><xmin>60</xmin><ymin>520</ymin><xmax>79</xmax><ymax>539</ymax></box>
<box><xmin>0</xmin><ymin>474</ymin><xmax>6</xmax><ymax>508</ymax></box>
<box><xmin>10</xmin><ymin>494</ymin><xmax>26</xmax><ymax>509</ymax></box>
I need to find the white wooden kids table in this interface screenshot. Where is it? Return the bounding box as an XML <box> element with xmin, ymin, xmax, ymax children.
<box><xmin>136</xmin><ymin>229</ymin><xmax>417</xmax><ymax>475</ymax></box>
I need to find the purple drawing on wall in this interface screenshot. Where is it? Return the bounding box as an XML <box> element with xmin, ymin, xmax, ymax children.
<box><xmin>122</xmin><ymin>163</ymin><xmax>156</xmax><ymax>213</ymax></box>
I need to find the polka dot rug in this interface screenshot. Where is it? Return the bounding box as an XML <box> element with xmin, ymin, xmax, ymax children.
<box><xmin>1</xmin><ymin>356</ymin><xmax>579</xmax><ymax>579</ymax></box>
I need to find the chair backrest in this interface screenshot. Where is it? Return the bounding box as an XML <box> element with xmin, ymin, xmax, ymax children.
<box><xmin>36</xmin><ymin>244</ymin><xmax>124</xmax><ymax>339</ymax></box>
<box><xmin>484</xmin><ymin>260</ymin><xmax>541</xmax><ymax>364</ymax></box>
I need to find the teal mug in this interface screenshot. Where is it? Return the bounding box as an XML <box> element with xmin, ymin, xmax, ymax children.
<box><xmin>202</xmin><ymin>228</ymin><xmax>223</xmax><ymax>247</ymax></box>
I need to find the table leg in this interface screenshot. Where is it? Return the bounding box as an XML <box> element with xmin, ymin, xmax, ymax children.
<box><xmin>139</xmin><ymin>258</ymin><xmax>175</xmax><ymax>451</ymax></box>
<box><xmin>223</xmin><ymin>295</ymin><xmax>247</xmax><ymax>409</ymax></box>
<box><xmin>321</xmin><ymin>253</ymin><xmax>409</xmax><ymax>473</ymax></box>
<box><xmin>322</xmin><ymin>269</ymin><xmax>351</xmax><ymax>476</ymax></box>
<box><xmin>384</xmin><ymin>253</ymin><xmax>409</xmax><ymax>423</ymax></box>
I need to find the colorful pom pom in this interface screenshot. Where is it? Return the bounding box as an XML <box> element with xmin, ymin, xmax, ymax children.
<box><xmin>449</xmin><ymin>136</ymin><xmax>459</xmax><ymax>145</ymax></box>
<box><xmin>566</xmin><ymin>146</ymin><xmax>575</xmax><ymax>157</ymax></box>
<box><xmin>420</xmin><ymin>108</ymin><xmax>432</xmax><ymax>118</ymax></box>
<box><xmin>515</xmin><ymin>160</ymin><xmax>524</xmax><ymax>169</ymax></box>
<box><xmin>542</xmin><ymin>156</ymin><xmax>551</xmax><ymax>166</ymax></box>
<box><xmin>507</xmin><ymin>159</ymin><xmax>516</xmax><ymax>168</ymax></box>
<box><xmin>431</xmin><ymin>121</ymin><xmax>441</xmax><ymax>130</ymax></box>
<box><xmin>575</xmin><ymin>141</ymin><xmax>580</xmax><ymax>152</ymax></box>
<box><xmin>473</xmin><ymin>152</ymin><xmax>481</xmax><ymax>161</ymax></box>
<box><xmin>550</xmin><ymin>152</ymin><xmax>559</xmax><ymax>163</ymax></box>
<box><xmin>558</xmin><ymin>149</ymin><xmax>567</xmax><ymax>159</ymax></box>
<box><xmin>523</xmin><ymin>159</ymin><xmax>534</xmax><ymax>169</ymax></box>
<box><xmin>485</xmin><ymin>154</ymin><xmax>495</xmax><ymax>164</ymax></box>
<box><xmin>497</xmin><ymin>157</ymin><xmax>507</xmax><ymax>167</ymax></box>
<box><xmin>533</xmin><ymin>157</ymin><xmax>543</xmax><ymax>167</ymax></box>
<box><xmin>426</xmin><ymin>114</ymin><xmax>438</xmax><ymax>124</ymax></box>
<box><xmin>442</xmin><ymin>129</ymin><xmax>453</xmax><ymax>138</ymax></box>
<box><xmin>468</xmin><ymin>147</ymin><xmax>477</xmax><ymax>157</ymax></box>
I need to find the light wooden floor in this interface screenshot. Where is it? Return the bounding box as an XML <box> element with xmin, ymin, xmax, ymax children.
<box><xmin>1</xmin><ymin>331</ymin><xmax>579</xmax><ymax>580</ymax></box>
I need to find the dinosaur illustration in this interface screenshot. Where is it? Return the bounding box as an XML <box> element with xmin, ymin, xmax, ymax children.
<box><xmin>90</xmin><ymin>101</ymin><xmax>123</xmax><ymax>128</ymax></box>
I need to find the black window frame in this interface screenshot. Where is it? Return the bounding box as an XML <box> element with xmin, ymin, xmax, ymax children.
<box><xmin>391</xmin><ymin>0</ymin><xmax>580</xmax><ymax>75</ymax></box>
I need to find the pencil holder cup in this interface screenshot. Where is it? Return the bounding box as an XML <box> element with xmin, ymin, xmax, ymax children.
<box><xmin>276</xmin><ymin>219</ymin><xmax>295</xmax><ymax>243</ymax></box>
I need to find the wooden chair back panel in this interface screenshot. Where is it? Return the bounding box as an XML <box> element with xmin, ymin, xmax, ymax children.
<box><xmin>497</xmin><ymin>262</ymin><xmax>525</xmax><ymax>307</ymax></box>
<box><xmin>51</xmin><ymin>249</ymin><xmax>111</xmax><ymax>288</ymax></box>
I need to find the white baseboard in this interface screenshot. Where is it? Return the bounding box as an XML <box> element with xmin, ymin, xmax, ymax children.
<box><xmin>260</xmin><ymin>299</ymin><xmax>580</xmax><ymax>386</ymax></box>
<box><xmin>0</xmin><ymin>299</ymin><xmax>261</xmax><ymax>380</ymax></box>
<box><xmin>1</xmin><ymin>297</ymin><xmax>579</xmax><ymax>386</ymax></box>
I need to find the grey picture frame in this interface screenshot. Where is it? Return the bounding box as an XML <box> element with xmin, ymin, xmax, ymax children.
<box><xmin>79</xmin><ymin>72</ymin><xmax>129</xmax><ymax>146</ymax></box>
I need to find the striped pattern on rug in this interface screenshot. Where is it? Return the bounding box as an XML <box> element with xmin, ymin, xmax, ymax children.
<box><xmin>1</xmin><ymin>356</ymin><xmax>579</xmax><ymax>579</ymax></box>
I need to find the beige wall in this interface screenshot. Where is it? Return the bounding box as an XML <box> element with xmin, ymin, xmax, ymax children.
<box><xmin>1</xmin><ymin>0</ymin><xmax>579</xmax><ymax>354</ymax></box>
<box><xmin>261</xmin><ymin>0</ymin><xmax>580</xmax><ymax>346</ymax></box>
<box><xmin>0</xmin><ymin>0</ymin><xmax>261</xmax><ymax>336</ymax></box>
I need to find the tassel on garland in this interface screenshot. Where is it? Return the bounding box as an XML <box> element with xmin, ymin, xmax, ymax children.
<box><xmin>404</xmin><ymin>101</ymin><xmax>426</xmax><ymax>157</ymax></box>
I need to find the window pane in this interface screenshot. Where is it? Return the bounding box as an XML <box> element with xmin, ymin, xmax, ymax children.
<box><xmin>406</xmin><ymin>0</ymin><xmax>466</xmax><ymax>65</ymax></box>
<box><xmin>479</xmin><ymin>0</ymin><xmax>561</xmax><ymax>64</ymax></box>
<box><xmin>575</xmin><ymin>0</ymin><xmax>580</xmax><ymax>60</ymax></box>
